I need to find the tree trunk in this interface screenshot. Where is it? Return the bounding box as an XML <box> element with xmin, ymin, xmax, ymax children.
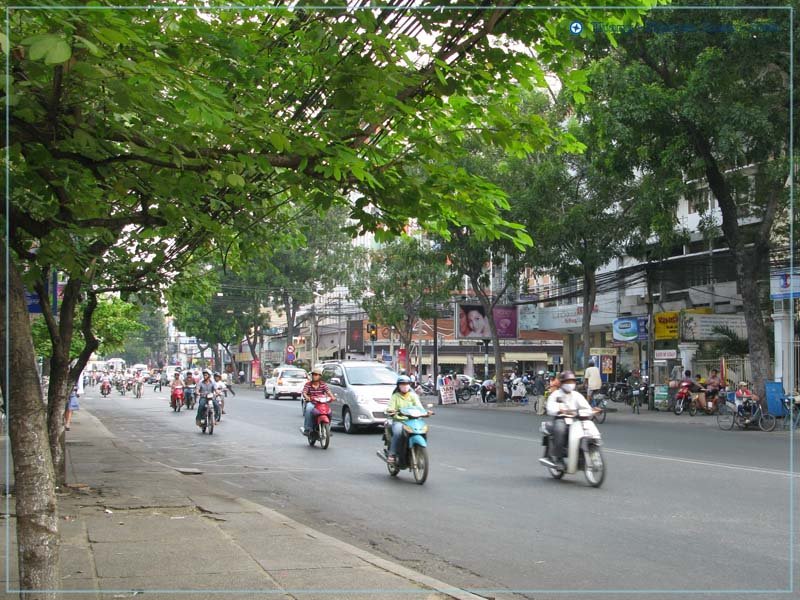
<box><xmin>581</xmin><ymin>267</ymin><xmax>598</xmax><ymax>372</ymax></box>
<box><xmin>735</xmin><ymin>249</ymin><xmax>772</xmax><ymax>401</ymax></box>
<box><xmin>1</xmin><ymin>260</ymin><xmax>61</xmax><ymax>599</ymax></box>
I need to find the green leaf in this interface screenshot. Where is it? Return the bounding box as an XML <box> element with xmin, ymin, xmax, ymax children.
<box><xmin>28</xmin><ymin>35</ymin><xmax>58</xmax><ymax>61</ymax></box>
<box><xmin>268</xmin><ymin>131</ymin><xmax>291</xmax><ymax>152</ymax></box>
<box><xmin>44</xmin><ymin>40</ymin><xmax>72</xmax><ymax>65</ymax></box>
<box><xmin>73</xmin><ymin>34</ymin><xmax>102</xmax><ymax>56</ymax></box>
<box><xmin>226</xmin><ymin>173</ymin><xmax>245</xmax><ymax>187</ymax></box>
<box><xmin>0</xmin><ymin>32</ymin><xmax>8</xmax><ymax>55</ymax></box>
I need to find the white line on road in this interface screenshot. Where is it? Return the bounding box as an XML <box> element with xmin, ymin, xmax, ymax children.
<box><xmin>221</xmin><ymin>479</ymin><xmax>244</xmax><ymax>488</ymax></box>
<box><xmin>435</xmin><ymin>423</ymin><xmax>797</xmax><ymax>478</ymax></box>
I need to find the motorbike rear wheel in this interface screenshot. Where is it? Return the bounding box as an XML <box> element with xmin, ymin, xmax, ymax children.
<box><xmin>689</xmin><ymin>401</ymin><xmax>698</xmax><ymax>417</ymax></box>
<box><xmin>583</xmin><ymin>447</ymin><xmax>605</xmax><ymax>488</ymax></box>
<box><xmin>411</xmin><ymin>446</ymin><xmax>429</xmax><ymax>485</ymax></box>
<box><xmin>319</xmin><ymin>422</ymin><xmax>330</xmax><ymax>449</ymax></box>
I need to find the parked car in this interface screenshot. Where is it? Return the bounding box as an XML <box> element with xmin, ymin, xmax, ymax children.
<box><xmin>320</xmin><ymin>360</ymin><xmax>398</xmax><ymax>434</ymax></box>
<box><xmin>264</xmin><ymin>366</ymin><xmax>309</xmax><ymax>400</ymax></box>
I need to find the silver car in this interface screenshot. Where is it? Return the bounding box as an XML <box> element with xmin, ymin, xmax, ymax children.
<box><xmin>321</xmin><ymin>361</ymin><xmax>398</xmax><ymax>434</ymax></box>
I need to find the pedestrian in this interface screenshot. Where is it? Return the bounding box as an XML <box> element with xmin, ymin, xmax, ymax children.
<box><xmin>238</xmin><ymin>369</ymin><xmax>245</xmax><ymax>384</ymax></box>
<box><xmin>64</xmin><ymin>384</ymin><xmax>80</xmax><ymax>431</ymax></box>
<box><xmin>584</xmin><ymin>360</ymin><xmax>602</xmax><ymax>403</ymax></box>
<box><xmin>225</xmin><ymin>371</ymin><xmax>236</xmax><ymax>396</ymax></box>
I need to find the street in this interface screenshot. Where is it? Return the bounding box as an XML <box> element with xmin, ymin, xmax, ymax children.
<box><xmin>79</xmin><ymin>383</ymin><xmax>798</xmax><ymax>597</ymax></box>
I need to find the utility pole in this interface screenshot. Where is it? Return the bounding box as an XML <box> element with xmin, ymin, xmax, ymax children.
<box><xmin>646</xmin><ymin>264</ymin><xmax>655</xmax><ymax>410</ymax></box>
<box><xmin>432</xmin><ymin>312</ymin><xmax>439</xmax><ymax>391</ymax></box>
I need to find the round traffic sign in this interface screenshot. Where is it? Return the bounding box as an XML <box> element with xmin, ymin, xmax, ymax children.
<box><xmin>286</xmin><ymin>345</ymin><xmax>295</xmax><ymax>353</ymax></box>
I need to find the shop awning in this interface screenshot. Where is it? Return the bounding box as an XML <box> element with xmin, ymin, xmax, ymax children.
<box><xmin>420</xmin><ymin>355</ymin><xmax>469</xmax><ymax>365</ymax></box>
<box><xmin>503</xmin><ymin>352</ymin><xmax>549</xmax><ymax>362</ymax></box>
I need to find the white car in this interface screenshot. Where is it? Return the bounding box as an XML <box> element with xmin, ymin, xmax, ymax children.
<box><xmin>264</xmin><ymin>366</ymin><xmax>309</xmax><ymax>400</ymax></box>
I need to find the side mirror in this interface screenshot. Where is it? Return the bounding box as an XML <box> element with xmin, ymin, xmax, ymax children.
<box><xmin>330</xmin><ymin>377</ymin><xmax>344</xmax><ymax>387</ymax></box>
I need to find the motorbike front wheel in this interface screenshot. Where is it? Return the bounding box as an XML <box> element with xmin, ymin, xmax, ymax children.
<box><xmin>674</xmin><ymin>399</ymin><xmax>684</xmax><ymax>415</ymax></box>
<box><xmin>319</xmin><ymin>422</ymin><xmax>330</xmax><ymax>449</ymax></box>
<box><xmin>411</xmin><ymin>446</ymin><xmax>428</xmax><ymax>485</ymax></box>
<box><xmin>583</xmin><ymin>446</ymin><xmax>605</xmax><ymax>487</ymax></box>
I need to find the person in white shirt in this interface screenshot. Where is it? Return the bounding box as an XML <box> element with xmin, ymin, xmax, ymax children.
<box><xmin>213</xmin><ymin>372</ymin><xmax>228</xmax><ymax>415</ymax></box>
<box><xmin>583</xmin><ymin>360</ymin><xmax>602</xmax><ymax>403</ymax></box>
<box><xmin>546</xmin><ymin>371</ymin><xmax>593</xmax><ymax>467</ymax></box>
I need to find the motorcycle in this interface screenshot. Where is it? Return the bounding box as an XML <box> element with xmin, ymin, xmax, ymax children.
<box><xmin>689</xmin><ymin>387</ymin><xmax>720</xmax><ymax>416</ymax></box>
<box><xmin>170</xmin><ymin>386</ymin><xmax>184</xmax><ymax>412</ymax></box>
<box><xmin>118</xmin><ymin>381</ymin><xmax>126</xmax><ymax>396</ymax></box>
<box><xmin>510</xmin><ymin>377</ymin><xmax>527</xmax><ymax>403</ymax></box>
<box><xmin>539</xmin><ymin>407</ymin><xmax>605</xmax><ymax>488</ymax></box>
<box><xmin>483</xmin><ymin>381</ymin><xmax>497</xmax><ymax>403</ymax></box>
<box><xmin>673</xmin><ymin>382</ymin><xmax>695</xmax><ymax>415</ymax></box>
<box><xmin>300</xmin><ymin>397</ymin><xmax>332</xmax><ymax>449</ymax></box>
<box><xmin>199</xmin><ymin>393</ymin><xmax>216</xmax><ymax>434</ymax></box>
<box><xmin>629</xmin><ymin>382</ymin><xmax>647</xmax><ymax>414</ymax></box>
<box><xmin>100</xmin><ymin>382</ymin><xmax>111</xmax><ymax>397</ymax></box>
<box><xmin>376</xmin><ymin>404</ymin><xmax>433</xmax><ymax>485</ymax></box>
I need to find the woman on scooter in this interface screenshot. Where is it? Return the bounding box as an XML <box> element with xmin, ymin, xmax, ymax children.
<box><xmin>302</xmin><ymin>367</ymin><xmax>336</xmax><ymax>435</ymax></box>
<box><xmin>385</xmin><ymin>375</ymin><xmax>428</xmax><ymax>466</ymax></box>
<box><xmin>545</xmin><ymin>371</ymin><xmax>594</xmax><ymax>469</ymax></box>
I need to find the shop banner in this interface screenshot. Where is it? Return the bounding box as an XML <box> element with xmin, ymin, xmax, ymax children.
<box><xmin>457</xmin><ymin>304</ymin><xmax>518</xmax><ymax>339</ymax></box>
<box><xmin>654</xmin><ymin>349</ymin><xmax>678</xmax><ymax>360</ymax></box>
<box><xmin>518</xmin><ymin>304</ymin><xmax>539</xmax><ymax>331</ymax></box>
<box><xmin>612</xmin><ymin>316</ymin><xmax>648</xmax><ymax>342</ymax></box>
<box><xmin>655</xmin><ymin>308</ymin><xmax>712</xmax><ymax>340</ymax></box>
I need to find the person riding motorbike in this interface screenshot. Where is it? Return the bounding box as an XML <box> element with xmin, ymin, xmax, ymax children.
<box><xmin>705</xmin><ymin>369</ymin><xmax>722</xmax><ymax>401</ymax></box>
<box><xmin>195</xmin><ymin>369</ymin><xmax>220</xmax><ymax>427</ymax></box>
<box><xmin>385</xmin><ymin>375</ymin><xmax>428</xmax><ymax>465</ymax></box>
<box><xmin>183</xmin><ymin>370</ymin><xmax>196</xmax><ymax>407</ymax></box>
<box><xmin>545</xmin><ymin>371</ymin><xmax>594</xmax><ymax>469</ymax></box>
<box><xmin>213</xmin><ymin>372</ymin><xmax>227</xmax><ymax>414</ymax></box>
<box><xmin>302</xmin><ymin>367</ymin><xmax>336</xmax><ymax>434</ymax></box>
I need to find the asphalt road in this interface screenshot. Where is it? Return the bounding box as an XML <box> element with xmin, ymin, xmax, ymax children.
<box><xmin>80</xmin><ymin>384</ymin><xmax>799</xmax><ymax>599</ymax></box>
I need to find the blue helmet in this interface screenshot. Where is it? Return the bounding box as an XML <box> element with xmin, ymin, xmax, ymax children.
<box><xmin>396</xmin><ymin>375</ymin><xmax>412</xmax><ymax>385</ymax></box>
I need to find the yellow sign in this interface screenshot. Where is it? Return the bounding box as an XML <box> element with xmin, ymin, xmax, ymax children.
<box><xmin>655</xmin><ymin>308</ymin><xmax>712</xmax><ymax>340</ymax></box>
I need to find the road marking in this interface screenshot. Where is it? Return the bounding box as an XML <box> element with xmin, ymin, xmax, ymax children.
<box><xmin>221</xmin><ymin>479</ymin><xmax>244</xmax><ymax>488</ymax></box>
<box><xmin>435</xmin><ymin>424</ymin><xmax>797</xmax><ymax>478</ymax></box>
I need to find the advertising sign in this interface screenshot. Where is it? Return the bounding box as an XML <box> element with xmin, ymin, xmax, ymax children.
<box><xmin>439</xmin><ymin>384</ymin><xmax>457</xmax><ymax>405</ymax></box>
<box><xmin>654</xmin><ymin>312</ymin><xmax>680</xmax><ymax>340</ymax></box>
<box><xmin>456</xmin><ymin>304</ymin><xmax>518</xmax><ymax>339</ymax></box>
<box><xmin>654</xmin><ymin>349</ymin><xmax>678</xmax><ymax>360</ymax></box>
<box><xmin>601</xmin><ymin>356</ymin><xmax>614</xmax><ymax>375</ymax></box>
<box><xmin>612</xmin><ymin>317</ymin><xmax>648</xmax><ymax>342</ymax></box>
<box><xmin>654</xmin><ymin>385</ymin><xmax>670</xmax><ymax>409</ymax></box>
<box><xmin>771</xmin><ymin>269</ymin><xmax>800</xmax><ymax>300</ymax></box>
<box><xmin>655</xmin><ymin>308</ymin><xmax>712</xmax><ymax>340</ymax></box>
<box><xmin>347</xmin><ymin>319</ymin><xmax>365</xmax><ymax>353</ymax></box>
<box><xmin>681</xmin><ymin>313</ymin><xmax>747</xmax><ymax>341</ymax></box>
<box><xmin>590</xmin><ymin>347</ymin><xmax>618</xmax><ymax>356</ymax></box>
<box><xmin>518</xmin><ymin>304</ymin><xmax>539</xmax><ymax>331</ymax></box>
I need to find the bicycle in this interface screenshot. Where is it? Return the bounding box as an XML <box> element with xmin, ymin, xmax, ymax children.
<box><xmin>717</xmin><ymin>401</ymin><xmax>735</xmax><ymax>430</ymax></box>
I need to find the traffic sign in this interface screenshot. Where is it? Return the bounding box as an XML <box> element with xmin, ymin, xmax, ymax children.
<box><xmin>286</xmin><ymin>345</ymin><xmax>295</xmax><ymax>353</ymax></box>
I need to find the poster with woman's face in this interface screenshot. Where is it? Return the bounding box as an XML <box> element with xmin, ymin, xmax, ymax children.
<box><xmin>457</xmin><ymin>304</ymin><xmax>518</xmax><ymax>339</ymax></box>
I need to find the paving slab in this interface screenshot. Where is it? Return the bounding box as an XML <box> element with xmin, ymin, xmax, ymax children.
<box><xmin>92</xmin><ymin>539</ymin><xmax>260</xmax><ymax>579</ymax></box>
<box><xmin>86</xmin><ymin>512</ymin><xmax>210</xmax><ymax>543</ymax></box>
<box><xmin>266</xmin><ymin>565</ymin><xmax>444</xmax><ymax>600</ymax></box>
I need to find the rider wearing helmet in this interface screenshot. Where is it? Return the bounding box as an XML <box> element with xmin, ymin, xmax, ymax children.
<box><xmin>212</xmin><ymin>371</ymin><xmax>228</xmax><ymax>414</ymax></box>
<box><xmin>385</xmin><ymin>375</ymin><xmax>427</xmax><ymax>465</ymax></box>
<box><xmin>545</xmin><ymin>370</ymin><xmax>593</xmax><ymax>468</ymax></box>
<box><xmin>302</xmin><ymin>367</ymin><xmax>336</xmax><ymax>435</ymax></box>
<box><xmin>196</xmin><ymin>369</ymin><xmax>220</xmax><ymax>426</ymax></box>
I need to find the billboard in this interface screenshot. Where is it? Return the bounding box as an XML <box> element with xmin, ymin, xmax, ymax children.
<box><xmin>347</xmin><ymin>319</ymin><xmax>364</xmax><ymax>353</ymax></box>
<box><xmin>681</xmin><ymin>313</ymin><xmax>747</xmax><ymax>341</ymax></box>
<box><xmin>456</xmin><ymin>304</ymin><xmax>518</xmax><ymax>339</ymax></box>
<box><xmin>612</xmin><ymin>316</ymin><xmax>648</xmax><ymax>342</ymax></box>
<box><xmin>518</xmin><ymin>304</ymin><xmax>539</xmax><ymax>331</ymax></box>
<box><xmin>771</xmin><ymin>269</ymin><xmax>800</xmax><ymax>300</ymax></box>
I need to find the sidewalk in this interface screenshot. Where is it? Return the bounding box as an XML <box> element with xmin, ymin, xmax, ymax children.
<box><xmin>1</xmin><ymin>411</ymin><xmax>483</xmax><ymax>600</ymax></box>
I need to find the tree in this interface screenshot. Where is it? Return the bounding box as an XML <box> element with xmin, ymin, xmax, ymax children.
<box><xmin>580</xmin><ymin>3</ymin><xmax>791</xmax><ymax>400</ymax></box>
<box><xmin>359</xmin><ymin>236</ymin><xmax>456</xmax><ymax>372</ymax></box>
<box><xmin>120</xmin><ymin>305</ymin><xmax>167</xmax><ymax>366</ymax></box>
<box><xmin>4</xmin><ymin>4</ymin><xmax>656</xmax><ymax>594</ymax></box>
<box><xmin>509</xmin><ymin>119</ymin><xmax>633</xmax><ymax>369</ymax></box>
